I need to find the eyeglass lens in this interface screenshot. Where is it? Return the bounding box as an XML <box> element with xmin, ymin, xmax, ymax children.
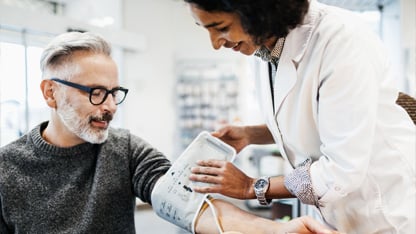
<box><xmin>90</xmin><ymin>88</ymin><xmax>126</xmax><ymax>105</ymax></box>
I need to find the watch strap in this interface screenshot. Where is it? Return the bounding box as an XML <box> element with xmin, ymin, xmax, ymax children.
<box><xmin>257</xmin><ymin>193</ymin><xmax>271</xmax><ymax>206</ymax></box>
<box><xmin>254</xmin><ymin>177</ymin><xmax>272</xmax><ymax>206</ymax></box>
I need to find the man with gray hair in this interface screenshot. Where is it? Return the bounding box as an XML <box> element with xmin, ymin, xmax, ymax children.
<box><xmin>0</xmin><ymin>31</ymin><xmax>169</xmax><ymax>233</ymax></box>
<box><xmin>0</xmin><ymin>31</ymin><xmax>338</xmax><ymax>234</ymax></box>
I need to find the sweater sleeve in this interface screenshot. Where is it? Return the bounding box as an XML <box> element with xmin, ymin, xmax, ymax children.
<box><xmin>0</xmin><ymin>199</ymin><xmax>11</xmax><ymax>234</ymax></box>
<box><xmin>129</xmin><ymin>134</ymin><xmax>171</xmax><ymax>204</ymax></box>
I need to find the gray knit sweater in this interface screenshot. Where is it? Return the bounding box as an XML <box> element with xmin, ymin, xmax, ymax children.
<box><xmin>0</xmin><ymin>122</ymin><xmax>171</xmax><ymax>234</ymax></box>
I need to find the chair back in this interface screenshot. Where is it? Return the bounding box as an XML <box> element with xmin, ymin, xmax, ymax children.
<box><xmin>396</xmin><ymin>92</ymin><xmax>416</xmax><ymax>125</ymax></box>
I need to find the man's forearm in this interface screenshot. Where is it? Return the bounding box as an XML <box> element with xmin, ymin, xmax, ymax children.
<box><xmin>194</xmin><ymin>199</ymin><xmax>282</xmax><ymax>234</ymax></box>
<box><xmin>194</xmin><ymin>198</ymin><xmax>337</xmax><ymax>234</ymax></box>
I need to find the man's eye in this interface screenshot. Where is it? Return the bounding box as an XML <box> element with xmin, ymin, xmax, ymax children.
<box><xmin>91</xmin><ymin>89</ymin><xmax>104</xmax><ymax>96</ymax></box>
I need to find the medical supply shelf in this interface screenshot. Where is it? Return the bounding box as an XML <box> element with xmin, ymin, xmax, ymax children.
<box><xmin>175</xmin><ymin>61</ymin><xmax>239</xmax><ymax>153</ymax></box>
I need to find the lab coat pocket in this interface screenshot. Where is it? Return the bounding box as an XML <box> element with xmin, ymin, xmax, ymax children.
<box><xmin>317</xmin><ymin>176</ymin><xmax>391</xmax><ymax>233</ymax></box>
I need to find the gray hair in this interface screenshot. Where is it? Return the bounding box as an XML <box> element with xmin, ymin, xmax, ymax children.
<box><xmin>40</xmin><ymin>31</ymin><xmax>112</xmax><ymax>80</ymax></box>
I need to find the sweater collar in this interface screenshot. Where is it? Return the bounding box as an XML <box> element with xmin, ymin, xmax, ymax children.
<box><xmin>30</xmin><ymin>121</ymin><xmax>97</xmax><ymax>157</ymax></box>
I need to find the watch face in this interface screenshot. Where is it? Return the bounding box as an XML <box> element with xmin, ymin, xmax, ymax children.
<box><xmin>254</xmin><ymin>178</ymin><xmax>267</xmax><ymax>189</ymax></box>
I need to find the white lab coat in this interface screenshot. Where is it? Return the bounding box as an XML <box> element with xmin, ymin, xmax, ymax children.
<box><xmin>255</xmin><ymin>1</ymin><xmax>416</xmax><ymax>233</ymax></box>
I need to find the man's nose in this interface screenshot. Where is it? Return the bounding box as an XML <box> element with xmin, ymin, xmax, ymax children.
<box><xmin>101</xmin><ymin>94</ymin><xmax>117</xmax><ymax>113</ymax></box>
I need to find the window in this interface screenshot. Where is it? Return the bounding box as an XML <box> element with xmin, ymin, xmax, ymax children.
<box><xmin>0</xmin><ymin>41</ymin><xmax>49</xmax><ymax>146</ymax></box>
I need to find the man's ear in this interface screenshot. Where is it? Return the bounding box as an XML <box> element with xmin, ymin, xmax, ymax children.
<box><xmin>40</xmin><ymin>79</ymin><xmax>57</xmax><ymax>108</ymax></box>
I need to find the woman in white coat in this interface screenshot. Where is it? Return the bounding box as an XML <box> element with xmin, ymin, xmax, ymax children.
<box><xmin>184</xmin><ymin>0</ymin><xmax>416</xmax><ymax>233</ymax></box>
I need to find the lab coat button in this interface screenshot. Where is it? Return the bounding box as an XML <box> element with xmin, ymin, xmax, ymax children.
<box><xmin>335</xmin><ymin>186</ymin><xmax>341</xmax><ymax>191</ymax></box>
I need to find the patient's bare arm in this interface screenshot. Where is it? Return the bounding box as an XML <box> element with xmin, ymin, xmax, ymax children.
<box><xmin>194</xmin><ymin>199</ymin><xmax>338</xmax><ymax>234</ymax></box>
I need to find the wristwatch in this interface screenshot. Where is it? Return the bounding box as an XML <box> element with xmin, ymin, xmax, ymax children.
<box><xmin>253</xmin><ymin>176</ymin><xmax>272</xmax><ymax>205</ymax></box>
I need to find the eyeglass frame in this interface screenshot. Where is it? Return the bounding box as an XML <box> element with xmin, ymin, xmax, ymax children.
<box><xmin>50</xmin><ymin>78</ymin><xmax>129</xmax><ymax>105</ymax></box>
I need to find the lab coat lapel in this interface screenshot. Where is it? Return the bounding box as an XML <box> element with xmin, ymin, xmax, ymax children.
<box><xmin>256</xmin><ymin>60</ymin><xmax>275</xmax><ymax>119</ymax></box>
<box><xmin>273</xmin><ymin>48</ymin><xmax>297</xmax><ymax>114</ymax></box>
<box><xmin>273</xmin><ymin>2</ymin><xmax>318</xmax><ymax>114</ymax></box>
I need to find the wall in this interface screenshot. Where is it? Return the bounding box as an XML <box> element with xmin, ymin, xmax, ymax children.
<box><xmin>379</xmin><ymin>0</ymin><xmax>416</xmax><ymax>96</ymax></box>
<box><xmin>65</xmin><ymin>0</ymin><xmax>122</xmax><ymax>29</ymax></box>
<box><xmin>400</xmin><ymin>0</ymin><xmax>416</xmax><ymax>96</ymax></box>
<box><xmin>382</xmin><ymin>1</ymin><xmax>403</xmax><ymax>91</ymax></box>
<box><xmin>122</xmin><ymin>0</ymin><xmax>247</xmax><ymax>158</ymax></box>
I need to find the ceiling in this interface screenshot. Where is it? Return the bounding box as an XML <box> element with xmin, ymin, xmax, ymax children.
<box><xmin>1</xmin><ymin>0</ymin><xmax>398</xmax><ymax>14</ymax></box>
<box><xmin>318</xmin><ymin>0</ymin><xmax>397</xmax><ymax>11</ymax></box>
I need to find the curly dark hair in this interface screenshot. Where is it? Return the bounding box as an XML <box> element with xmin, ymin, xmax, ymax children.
<box><xmin>184</xmin><ymin>0</ymin><xmax>309</xmax><ymax>45</ymax></box>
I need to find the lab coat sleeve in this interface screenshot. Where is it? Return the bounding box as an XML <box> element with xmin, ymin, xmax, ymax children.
<box><xmin>309</xmin><ymin>21</ymin><xmax>390</xmax><ymax>205</ymax></box>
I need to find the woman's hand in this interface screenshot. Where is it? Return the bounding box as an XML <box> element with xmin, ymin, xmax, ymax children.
<box><xmin>212</xmin><ymin>124</ymin><xmax>274</xmax><ymax>153</ymax></box>
<box><xmin>189</xmin><ymin>159</ymin><xmax>255</xmax><ymax>199</ymax></box>
<box><xmin>211</xmin><ymin>125</ymin><xmax>251</xmax><ymax>153</ymax></box>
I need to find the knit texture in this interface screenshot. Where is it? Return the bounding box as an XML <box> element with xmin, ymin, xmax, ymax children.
<box><xmin>0</xmin><ymin>122</ymin><xmax>171</xmax><ymax>234</ymax></box>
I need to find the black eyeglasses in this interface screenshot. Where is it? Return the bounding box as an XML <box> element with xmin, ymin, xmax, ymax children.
<box><xmin>51</xmin><ymin>78</ymin><xmax>128</xmax><ymax>105</ymax></box>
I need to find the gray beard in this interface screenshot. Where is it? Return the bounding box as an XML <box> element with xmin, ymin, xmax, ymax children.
<box><xmin>56</xmin><ymin>99</ymin><xmax>109</xmax><ymax>144</ymax></box>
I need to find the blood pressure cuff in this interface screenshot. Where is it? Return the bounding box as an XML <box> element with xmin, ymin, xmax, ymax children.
<box><xmin>151</xmin><ymin>176</ymin><xmax>209</xmax><ymax>233</ymax></box>
<box><xmin>151</xmin><ymin>131</ymin><xmax>235</xmax><ymax>233</ymax></box>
